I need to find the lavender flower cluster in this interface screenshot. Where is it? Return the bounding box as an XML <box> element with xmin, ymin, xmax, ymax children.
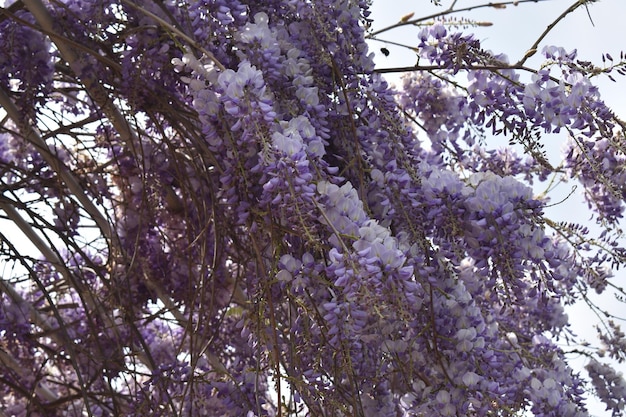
<box><xmin>0</xmin><ymin>0</ymin><xmax>625</xmax><ymax>416</ymax></box>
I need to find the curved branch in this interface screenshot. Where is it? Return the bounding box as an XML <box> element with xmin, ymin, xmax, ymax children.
<box><xmin>0</xmin><ymin>87</ymin><xmax>112</xmax><ymax>241</ymax></box>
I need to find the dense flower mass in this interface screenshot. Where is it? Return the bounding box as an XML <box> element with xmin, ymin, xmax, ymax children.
<box><xmin>564</xmin><ymin>133</ymin><xmax>626</xmax><ymax>223</ymax></box>
<box><xmin>0</xmin><ymin>0</ymin><xmax>625</xmax><ymax>416</ymax></box>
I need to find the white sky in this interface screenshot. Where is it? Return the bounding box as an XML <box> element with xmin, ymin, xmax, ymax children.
<box><xmin>368</xmin><ymin>1</ymin><xmax>626</xmax><ymax>416</ymax></box>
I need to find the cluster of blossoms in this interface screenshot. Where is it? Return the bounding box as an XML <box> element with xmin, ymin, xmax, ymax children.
<box><xmin>0</xmin><ymin>9</ymin><xmax>53</xmax><ymax>119</ymax></box>
<box><xmin>522</xmin><ymin>47</ymin><xmax>608</xmax><ymax>134</ymax></box>
<box><xmin>416</xmin><ymin>24</ymin><xmax>615</xmax><ymax>137</ymax></box>
<box><xmin>1</xmin><ymin>0</ymin><xmax>626</xmax><ymax>416</ymax></box>
<box><xmin>586</xmin><ymin>359</ymin><xmax>626</xmax><ymax>415</ymax></box>
<box><xmin>397</xmin><ymin>72</ymin><xmax>473</xmax><ymax>152</ymax></box>
<box><xmin>417</xmin><ymin>23</ymin><xmax>486</xmax><ymax>72</ymax></box>
<box><xmin>564</xmin><ymin>133</ymin><xmax>626</xmax><ymax>223</ymax></box>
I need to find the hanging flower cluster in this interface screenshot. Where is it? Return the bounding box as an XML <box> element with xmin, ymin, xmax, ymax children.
<box><xmin>0</xmin><ymin>0</ymin><xmax>625</xmax><ymax>416</ymax></box>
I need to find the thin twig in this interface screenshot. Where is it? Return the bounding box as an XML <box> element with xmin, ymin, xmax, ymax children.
<box><xmin>367</xmin><ymin>0</ymin><xmax>553</xmax><ymax>38</ymax></box>
<box><xmin>516</xmin><ymin>0</ymin><xmax>595</xmax><ymax>66</ymax></box>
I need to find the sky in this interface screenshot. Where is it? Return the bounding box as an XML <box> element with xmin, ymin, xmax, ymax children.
<box><xmin>366</xmin><ymin>1</ymin><xmax>626</xmax><ymax>415</ymax></box>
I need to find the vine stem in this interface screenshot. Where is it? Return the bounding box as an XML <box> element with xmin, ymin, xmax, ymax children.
<box><xmin>367</xmin><ymin>0</ymin><xmax>553</xmax><ymax>38</ymax></box>
<box><xmin>516</xmin><ymin>0</ymin><xmax>597</xmax><ymax>66</ymax></box>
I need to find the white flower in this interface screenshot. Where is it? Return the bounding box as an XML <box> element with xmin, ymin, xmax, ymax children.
<box><xmin>238</xmin><ymin>12</ymin><xmax>276</xmax><ymax>49</ymax></box>
<box><xmin>462</xmin><ymin>371</ymin><xmax>481</xmax><ymax>387</ymax></box>
<box><xmin>272</xmin><ymin>131</ymin><xmax>303</xmax><ymax>156</ymax></box>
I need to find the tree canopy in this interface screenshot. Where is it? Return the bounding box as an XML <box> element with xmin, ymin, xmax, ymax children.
<box><xmin>0</xmin><ymin>0</ymin><xmax>625</xmax><ymax>416</ymax></box>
